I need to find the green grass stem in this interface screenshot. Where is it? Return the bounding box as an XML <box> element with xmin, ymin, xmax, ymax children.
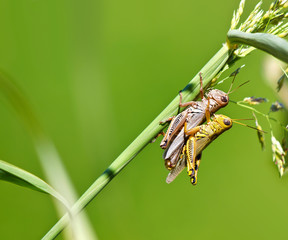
<box><xmin>42</xmin><ymin>44</ymin><xmax>232</xmax><ymax>239</ymax></box>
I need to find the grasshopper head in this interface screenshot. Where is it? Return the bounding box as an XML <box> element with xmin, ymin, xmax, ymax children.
<box><xmin>213</xmin><ymin>114</ymin><xmax>233</xmax><ymax>130</ymax></box>
<box><xmin>207</xmin><ymin>89</ymin><xmax>229</xmax><ymax>108</ymax></box>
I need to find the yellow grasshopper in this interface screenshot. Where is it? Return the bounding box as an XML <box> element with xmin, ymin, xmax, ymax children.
<box><xmin>166</xmin><ymin>114</ymin><xmax>233</xmax><ymax>184</ymax></box>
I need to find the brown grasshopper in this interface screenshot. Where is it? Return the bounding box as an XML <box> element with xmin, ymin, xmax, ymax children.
<box><xmin>160</xmin><ymin>73</ymin><xmax>230</xmax><ymax>169</ymax></box>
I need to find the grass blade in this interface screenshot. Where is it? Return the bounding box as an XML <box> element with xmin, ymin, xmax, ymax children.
<box><xmin>0</xmin><ymin>160</ymin><xmax>69</xmax><ymax>209</ymax></box>
<box><xmin>227</xmin><ymin>30</ymin><xmax>288</xmax><ymax>63</ymax></box>
<box><xmin>0</xmin><ymin>71</ymin><xmax>97</xmax><ymax>239</ymax></box>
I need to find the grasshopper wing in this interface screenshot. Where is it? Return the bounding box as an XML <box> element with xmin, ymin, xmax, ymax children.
<box><xmin>160</xmin><ymin>111</ymin><xmax>188</xmax><ymax>149</ymax></box>
<box><xmin>163</xmin><ymin>108</ymin><xmax>205</xmax><ymax>160</ymax></box>
<box><xmin>164</xmin><ymin>143</ymin><xmax>183</xmax><ymax>169</ymax></box>
<box><xmin>163</xmin><ymin>128</ymin><xmax>185</xmax><ymax>160</ymax></box>
<box><xmin>166</xmin><ymin>153</ymin><xmax>186</xmax><ymax>184</ymax></box>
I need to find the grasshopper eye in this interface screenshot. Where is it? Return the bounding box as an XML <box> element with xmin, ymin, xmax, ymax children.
<box><xmin>223</xmin><ymin>119</ymin><xmax>231</xmax><ymax>126</ymax></box>
<box><xmin>221</xmin><ymin>96</ymin><xmax>228</xmax><ymax>102</ymax></box>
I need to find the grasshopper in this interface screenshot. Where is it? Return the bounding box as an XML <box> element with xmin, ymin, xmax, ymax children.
<box><xmin>160</xmin><ymin>73</ymin><xmax>230</xmax><ymax>169</ymax></box>
<box><xmin>166</xmin><ymin>114</ymin><xmax>233</xmax><ymax>184</ymax></box>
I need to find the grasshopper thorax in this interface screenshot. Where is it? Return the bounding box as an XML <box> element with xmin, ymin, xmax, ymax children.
<box><xmin>206</xmin><ymin>89</ymin><xmax>229</xmax><ymax>108</ymax></box>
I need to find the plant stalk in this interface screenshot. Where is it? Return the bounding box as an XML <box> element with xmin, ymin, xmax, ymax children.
<box><xmin>42</xmin><ymin>44</ymin><xmax>232</xmax><ymax>239</ymax></box>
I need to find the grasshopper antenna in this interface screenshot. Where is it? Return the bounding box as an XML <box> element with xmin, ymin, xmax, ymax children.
<box><xmin>226</xmin><ymin>65</ymin><xmax>245</xmax><ymax>94</ymax></box>
<box><xmin>227</xmin><ymin>74</ymin><xmax>237</xmax><ymax>94</ymax></box>
<box><xmin>228</xmin><ymin>80</ymin><xmax>250</xmax><ymax>95</ymax></box>
<box><xmin>232</xmin><ymin>119</ymin><xmax>267</xmax><ymax>133</ymax></box>
<box><xmin>217</xmin><ymin>65</ymin><xmax>245</xmax><ymax>88</ymax></box>
<box><xmin>232</xmin><ymin>118</ymin><xmax>254</xmax><ymax>121</ymax></box>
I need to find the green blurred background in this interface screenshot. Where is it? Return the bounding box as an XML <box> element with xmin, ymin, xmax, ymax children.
<box><xmin>0</xmin><ymin>0</ymin><xmax>287</xmax><ymax>239</ymax></box>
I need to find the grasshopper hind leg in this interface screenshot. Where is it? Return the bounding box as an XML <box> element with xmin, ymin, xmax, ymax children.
<box><xmin>185</xmin><ymin>137</ymin><xmax>196</xmax><ymax>181</ymax></box>
<box><xmin>190</xmin><ymin>153</ymin><xmax>202</xmax><ymax>185</ymax></box>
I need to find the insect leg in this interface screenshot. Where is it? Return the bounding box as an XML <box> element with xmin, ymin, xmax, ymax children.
<box><xmin>191</xmin><ymin>153</ymin><xmax>202</xmax><ymax>185</ymax></box>
<box><xmin>160</xmin><ymin>111</ymin><xmax>188</xmax><ymax>149</ymax></box>
<box><xmin>160</xmin><ymin>116</ymin><xmax>175</xmax><ymax>148</ymax></box>
<box><xmin>201</xmin><ymin>71</ymin><xmax>211</xmax><ymax>123</ymax></box>
<box><xmin>150</xmin><ymin>131</ymin><xmax>165</xmax><ymax>143</ymax></box>
<box><xmin>185</xmin><ymin>136</ymin><xmax>196</xmax><ymax>179</ymax></box>
<box><xmin>205</xmin><ymin>97</ymin><xmax>211</xmax><ymax>123</ymax></box>
<box><xmin>159</xmin><ymin>116</ymin><xmax>174</xmax><ymax>125</ymax></box>
<box><xmin>199</xmin><ymin>72</ymin><xmax>212</xmax><ymax>123</ymax></box>
<box><xmin>178</xmin><ymin>91</ymin><xmax>198</xmax><ymax>108</ymax></box>
<box><xmin>184</xmin><ymin>121</ymin><xmax>201</xmax><ymax>136</ymax></box>
<box><xmin>199</xmin><ymin>72</ymin><xmax>205</xmax><ymax>101</ymax></box>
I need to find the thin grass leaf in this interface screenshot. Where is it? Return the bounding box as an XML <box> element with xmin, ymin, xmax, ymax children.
<box><xmin>227</xmin><ymin>30</ymin><xmax>288</xmax><ymax>63</ymax></box>
<box><xmin>256</xmin><ymin>124</ymin><xmax>265</xmax><ymax>150</ymax></box>
<box><xmin>229</xmin><ymin>65</ymin><xmax>245</xmax><ymax>77</ymax></box>
<box><xmin>277</xmin><ymin>67</ymin><xmax>288</xmax><ymax>91</ymax></box>
<box><xmin>0</xmin><ymin>160</ymin><xmax>69</xmax><ymax>209</ymax></box>
<box><xmin>253</xmin><ymin>112</ymin><xmax>265</xmax><ymax>150</ymax></box>
<box><xmin>0</xmin><ymin>71</ymin><xmax>97</xmax><ymax>239</ymax></box>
